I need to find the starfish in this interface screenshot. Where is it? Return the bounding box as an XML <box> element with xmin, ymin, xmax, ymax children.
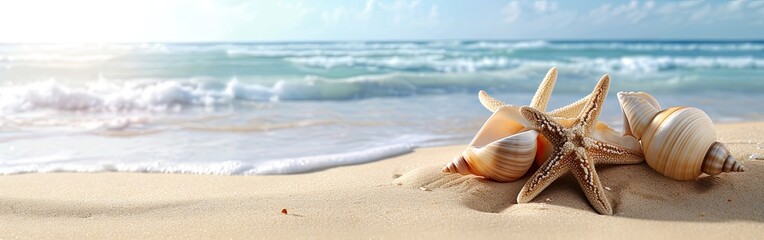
<box><xmin>478</xmin><ymin>67</ymin><xmax>592</xmax><ymax>118</ymax></box>
<box><xmin>516</xmin><ymin>74</ymin><xmax>644</xmax><ymax>215</ymax></box>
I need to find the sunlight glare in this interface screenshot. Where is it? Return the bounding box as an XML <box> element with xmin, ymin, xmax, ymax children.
<box><xmin>0</xmin><ymin>0</ymin><xmax>163</xmax><ymax>43</ymax></box>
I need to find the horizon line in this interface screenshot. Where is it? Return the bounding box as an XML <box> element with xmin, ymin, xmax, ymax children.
<box><xmin>1</xmin><ymin>38</ymin><xmax>764</xmax><ymax>44</ymax></box>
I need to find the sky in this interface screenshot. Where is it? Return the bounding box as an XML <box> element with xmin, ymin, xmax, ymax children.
<box><xmin>0</xmin><ymin>0</ymin><xmax>762</xmax><ymax>42</ymax></box>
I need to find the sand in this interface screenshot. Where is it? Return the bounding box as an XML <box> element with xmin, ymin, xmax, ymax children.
<box><xmin>1</xmin><ymin>122</ymin><xmax>763</xmax><ymax>239</ymax></box>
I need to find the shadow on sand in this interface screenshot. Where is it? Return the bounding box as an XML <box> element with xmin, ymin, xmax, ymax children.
<box><xmin>394</xmin><ymin>161</ymin><xmax>764</xmax><ymax>222</ymax></box>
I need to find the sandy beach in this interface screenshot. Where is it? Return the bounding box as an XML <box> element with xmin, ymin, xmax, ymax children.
<box><xmin>2</xmin><ymin>1</ymin><xmax>762</xmax><ymax>239</ymax></box>
<box><xmin>1</xmin><ymin>122</ymin><xmax>763</xmax><ymax>239</ymax></box>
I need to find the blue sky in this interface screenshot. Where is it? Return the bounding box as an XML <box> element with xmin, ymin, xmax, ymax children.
<box><xmin>0</xmin><ymin>0</ymin><xmax>763</xmax><ymax>42</ymax></box>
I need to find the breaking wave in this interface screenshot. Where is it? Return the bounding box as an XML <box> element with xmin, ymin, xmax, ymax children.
<box><xmin>286</xmin><ymin>55</ymin><xmax>764</xmax><ymax>73</ymax></box>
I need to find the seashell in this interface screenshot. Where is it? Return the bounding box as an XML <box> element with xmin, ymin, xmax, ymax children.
<box><xmin>443</xmin><ymin>69</ymin><xmax>642</xmax><ymax>182</ymax></box>
<box><xmin>444</xmin><ymin>130</ymin><xmax>538</xmax><ymax>182</ymax></box>
<box><xmin>473</xmin><ymin>68</ymin><xmax>595</xmax><ymax>166</ymax></box>
<box><xmin>618</xmin><ymin>91</ymin><xmax>745</xmax><ymax>180</ymax></box>
<box><xmin>446</xmin><ymin>109</ymin><xmax>642</xmax><ymax>183</ymax></box>
<box><xmin>442</xmin><ymin>67</ymin><xmax>563</xmax><ymax>182</ymax></box>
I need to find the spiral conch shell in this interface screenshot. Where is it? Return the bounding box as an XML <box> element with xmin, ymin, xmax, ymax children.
<box><xmin>445</xmin><ymin>130</ymin><xmax>539</xmax><ymax>182</ymax></box>
<box><xmin>617</xmin><ymin>92</ymin><xmax>745</xmax><ymax>180</ymax></box>
<box><xmin>443</xmin><ymin>68</ymin><xmax>642</xmax><ymax>182</ymax></box>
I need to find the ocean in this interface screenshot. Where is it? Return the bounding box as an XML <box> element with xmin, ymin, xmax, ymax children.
<box><xmin>1</xmin><ymin>40</ymin><xmax>763</xmax><ymax>175</ymax></box>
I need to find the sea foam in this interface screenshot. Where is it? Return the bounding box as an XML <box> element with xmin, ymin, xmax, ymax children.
<box><xmin>286</xmin><ymin>55</ymin><xmax>764</xmax><ymax>73</ymax></box>
<box><xmin>0</xmin><ymin>144</ymin><xmax>414</xmax><ymax>175</ymax></box>
<box><xmin>1</xmin><ymin>60</ymin><xmax>761</xmax><ymax>114</ymax></box>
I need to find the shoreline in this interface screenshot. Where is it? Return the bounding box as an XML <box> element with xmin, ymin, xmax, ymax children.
<box><xmin>1</xmin><ymin>122</ymin><xmax>763</xmax><ymax>239</ymax></box>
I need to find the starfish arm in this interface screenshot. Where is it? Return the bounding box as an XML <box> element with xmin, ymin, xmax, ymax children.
<box><xmin>520</xmin><ymin>106</ymin><xmax>566</xmax><ymax>146</ymax></box>
<box><xmin>585</xmin><ymin>138</ymin><xmax>645</xmax><ymax>165</ymax></box>
<box><xmin>529</xmin><ymin>67</ymin><xmax>558</xmax><ymax>112</ymax></box>
<box><xmin>575</xmin><ymin>74</ymin><xmax>610</xmax><ymax>132</ymax></box>
<box><xmin>548</xmin><ymin>93</ymin><xmax>591</xmax><ymax>118</ymax></box>
<box><xmin>517</xmin><ymin>149</ymin><xmax>570</xmax><ymax>203</ymax></box>
<box><xmin>478</xmin><ymin>90</ymin><xmax>506</xmax><ymax>112</ymax></box>
<box><xmin>570</xmin><ymin>147</ymin><xmax>613</xmax><ymax>215</ymax></box>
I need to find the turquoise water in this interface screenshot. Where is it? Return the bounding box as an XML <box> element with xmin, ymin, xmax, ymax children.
<box><xmin>0</xmin><ymin>41</ymin><xmax>762</xmax><ymax>174</ymax></box>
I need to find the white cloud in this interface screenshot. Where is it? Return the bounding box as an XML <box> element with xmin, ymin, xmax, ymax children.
<box><xmin>378</xmin><ymin>0</ymin><xmax>420</xmax><ymax>12</ymax></box>
<box><xmin>749</xmin><ymin>0</ymin><xmax>764</xmax><ymax>9</ymax></box>
<box><xmin>427</xmin><ymin>5</ymin><xmax>439</xmax><ymax>23</ymax></box>
<box><xmin>364</xmin><ymin>0</ymin><xmax>439</xmax><ymax>26</ymax></box>
<box><xmin>727</xmin><ymin>0</ymin><xmax>745</xmax><ymax>11</ymax></box>
<box><xmin>678</xmin><ymin>1</ymin><xmax>703</xmax><ymax>9</ymax></box>
<box><xmin>501</xmin><ymin>2</ymin><xmax>521</xmax><ymax>23</ymax></box>
<box><xmin>322</xmin><ymin>7</ymin><xmax>349</xmax><ymax>24</ymax></box>
<box><xmin>505</xmin><ymin>0</ymin><xmax>763</xmax><ymax>27</ymax></box>
<box><xmin>645</xmin><ymin>1</ymin><xmax>655</xmax><ymax>9</ymax></box>
<box><xmin>358</xmin><ymin>0</ymin><xmax>377</xmax><ymax>21</ymax></box>
<box><xmin>291</xmin><ymin>0</ymin><xmax>440</xmax><ymax>28</ymax></box>
<box><xmin>533</xmin><ymin>1</ymin><xmax>558</xmax><ymax>13</ymax></box>
<box><xmin>378</xmin><ymin>0</ymin><xmax>419</xmax><ymax>24</ymax></box>
<box><xmin>497</xmin><ymin>0</ymin><xmax>764</xmax><ymax>39</ymax></box>
<box><xmin>279</xmin><ymin>1</ymin><xmax>316</xmax><ymax>20</ymax></box>
<box><xmin>689</xmin><ymin>4</ymin><xmax>712</xmax><ymax>22</ymax></box>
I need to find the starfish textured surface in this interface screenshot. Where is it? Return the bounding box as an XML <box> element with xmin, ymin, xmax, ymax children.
<box><xmin>516</xmin><ymin>75</ymin><xmax>644</xmax><ymax>215</ymax></box>
<box><xmin>479</xmin><ymin>67</ymin><xmax>558</xmax><ymax>113</ymax></box>
<box><xmin>478</xmin><ymin>90</ymin><xmax>507</xmax><ymax>113</ymax></box>
<box><xmin>528</xmin><ymin>66</ymin><xmax>558</xmax><ymax>112</ymax></box>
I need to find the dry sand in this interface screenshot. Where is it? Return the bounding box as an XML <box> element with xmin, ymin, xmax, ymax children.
<box><xmin>1</xmin><ymin>122</ymin><xmax>763</xmax><ymax>239</ymax></box>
